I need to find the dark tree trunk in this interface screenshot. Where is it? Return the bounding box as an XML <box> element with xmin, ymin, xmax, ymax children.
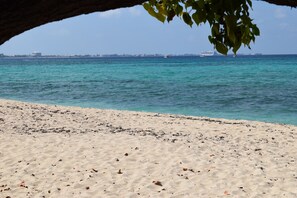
<box><xmin>264</xmin><ymin>0</ymin><xmax>297</xmax><ymax>7</ymax></box>
<box><xmin>0</xmin><ymin>0</ymin><xmax>146</xmax><ymax>45</ymax></box>
<box><xmin>0</xmin><ymin>0</ymin><xmax>296</xmax><ymax>45</ymax></box>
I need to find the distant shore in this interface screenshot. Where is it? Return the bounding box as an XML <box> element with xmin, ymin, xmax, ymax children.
<box><xmin>0</xmin><ymin>99</ymin><xmax>296</xmax><ymax>197</ymax></box>
<box><xmin>2</xmin><ymin>53</ymin><xmax>297</xmax><ymax>59</ymax></box>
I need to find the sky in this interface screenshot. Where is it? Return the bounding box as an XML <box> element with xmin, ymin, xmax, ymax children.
<box><xmin>0</xmin><ymin>2</ymin><xmax>297</xmax><ymax>55</ymax></box>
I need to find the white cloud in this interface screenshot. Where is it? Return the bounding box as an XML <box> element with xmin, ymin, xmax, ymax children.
<box><xmin>274</xmin><ymin>8</ymin><xmax>287</xmax><ymax>19</ymax></box>
<box><xmin>98</xmin><ymin>9</ymin><xmax>122</xmax><ymax>18</ymax></box>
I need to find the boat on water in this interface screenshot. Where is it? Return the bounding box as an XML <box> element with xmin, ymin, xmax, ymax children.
<box><xmin>200</xmin><ymin>51</ymin><xmax>215</xmax><ymax>57</ymax></box>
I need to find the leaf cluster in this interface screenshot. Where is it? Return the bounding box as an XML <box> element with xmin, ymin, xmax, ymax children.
<box><xmin>143</xmin><ymin>0</ymin><xmax>260</xmax><ymax>55</ymax></box>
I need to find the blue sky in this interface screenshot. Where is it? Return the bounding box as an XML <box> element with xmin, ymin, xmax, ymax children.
<box><xmin>0</xmin><ymin>2</ymin><xmax>296</xmax><ymax>55</ymax></box>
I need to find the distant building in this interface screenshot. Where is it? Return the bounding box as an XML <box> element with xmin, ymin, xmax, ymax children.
<box><xmin>32</xmin><ymin>52</ymin><xmax>42</xmax><ymax>57</ymax></box>
<box><xmin>200</xmin><ymin>51</ymin><xmax>214</xmax><ymax>57</ymax></box>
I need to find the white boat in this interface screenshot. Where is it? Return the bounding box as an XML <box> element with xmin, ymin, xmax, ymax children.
<box><xmin>200</xmin><ymin>51</ymin><xmax>214</xmax><ymax>57</ymax></box>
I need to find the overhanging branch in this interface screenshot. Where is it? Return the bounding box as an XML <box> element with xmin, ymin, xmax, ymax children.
<box><xmin>0</xmin><ymin>0</ymin><xmax>146</xmax><ymax>45</ymax></box>
<box><xmin>0</xmin><ymin>0</ymin><xmax>296</xmax><ymax>45</ymax></box>
<box><xmin>263</xmin><ymin>0</ymin><xmax>297</xmax><ymax>7</ymax></box>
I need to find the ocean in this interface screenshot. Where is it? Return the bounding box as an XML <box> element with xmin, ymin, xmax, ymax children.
<box><xmin>0</xmin><ymin>55</ymin><xmax>296</xmax><ymax>125</ymax></box>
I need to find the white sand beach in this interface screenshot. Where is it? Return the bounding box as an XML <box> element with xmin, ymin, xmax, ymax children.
<box><xmin>0</xmin><ymin>99</ymin><xmax>296</xmax><ymax>197</ymax></box>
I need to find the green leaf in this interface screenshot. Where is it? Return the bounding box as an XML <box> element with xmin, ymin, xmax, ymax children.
<box><xmin>143</xmin><ymin>3</ymin><xmax>156</xmax><ymax>17</ymax></box>
<box><xmin>192</xmin><ymin>10</ymin><xmax>207</xmax><ymax>25</ymax></box>
<box><xmin>156</xmin><ymin>13</ymin><xmax>166</xmax><ymax>22</ymax></box>
<box><xmin>167</xmin><ymin>9</ymin><xmax>176</xmax><ymax>22</ymax></box>
<box><xmin>197</xmin><ymin>0</ymin><xmax>205</xmax><ymax>9</ymax></box>
<box><xmin>143</xmin><ymin>3</ymin><xmax>165</xmax><ymax>22</ymax></box>
<box><xmin>182</xmin><ymin>12</ymin><xmax>193</xmax><ymax>27</ymax></box>
<box><xmin>143</xmin><ymin>3</ymin><xmax>151</xmax><ymax>12</ymax></box>
<box><xmin>252</xmin><ymin>25</ymin><xmax>260</xmax><ymax>36</ymax></box>
<box><xmin>216</xmin><ymin>42</ymin><xmax>228</xmax><ymax>55</ymax></box>
<box><xmin>192</xmin><ymin>12</ymin><xmax>201</xmax><ymax>25</ymax></box>
<box><xmin>197</xmin><ymin>10</ymin><xmax>207</xmax><ymax>23</ymax></box>
<box><xmin>232</xmin><ymin>42</ymin><xmax>241</xmax><ymax>54</ymax></box>
<box><xmin>185</xmin><ymin>0</ymin><xmax>193</xmax><ymax>9</ymax></box>
<box><xmin>208</xmin><ymin>35</ymin><xmax>215</xmax><ymax>44</ymax></box>
<box><xmin>174</xmin><ymin>4</ymin><xmax>183</xmax><ymax>16</ymax></box>
<box><xmin>211</xmin><ymin>23</ymin><xmax>219</xmax><ymax>35</ymax></box>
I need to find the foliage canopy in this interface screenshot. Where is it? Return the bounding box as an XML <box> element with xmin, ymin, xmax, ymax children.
<box><xmin>143</xmin><ymin>0</ymin><xmax>260</xmax><ymax>54</ymax></box>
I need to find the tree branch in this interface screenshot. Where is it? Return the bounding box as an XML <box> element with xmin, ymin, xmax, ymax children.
<box><xmin>0</xmin><ymin>0</ymin><xmax>296</xmax><ymax>45</ymax></box>
<box><xmin>263</xmin><ymin>0</ymin><xmax>297</xmax><ymax>8</ymax></box>
<box><xmin>0</xmin><ymin>0</ymin><xmax>146</xmax><ymax>45</ymax></box>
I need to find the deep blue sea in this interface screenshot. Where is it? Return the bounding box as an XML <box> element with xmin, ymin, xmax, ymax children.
<box><xmin>0</xmin><ymin>55</ymin><xmax>296</xmax><ymax>125</ymax></box>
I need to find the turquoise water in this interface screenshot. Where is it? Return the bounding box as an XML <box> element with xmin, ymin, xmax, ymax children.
<box><xmin>0</xmin><ymin>55</ymin><xmax>296</xmax><ymax>125</ymax></box>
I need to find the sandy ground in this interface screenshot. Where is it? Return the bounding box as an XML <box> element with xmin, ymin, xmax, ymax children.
<box><xmin>0</xmin><ymin>99</ymin><xmax>296</xmax><ymax>198</ymax></box>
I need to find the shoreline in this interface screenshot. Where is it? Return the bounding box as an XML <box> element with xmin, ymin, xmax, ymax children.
<box><xmin>1</xmin><ymin>98</ymin><xmax>296</xmax><ymax>127</ymax></box>
<box><xmin>0</xmin><ymin>99</ymin><xmax>296</xmax><ymax>197</ymax></box>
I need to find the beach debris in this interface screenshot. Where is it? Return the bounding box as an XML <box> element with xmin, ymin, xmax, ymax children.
<box><xmin>19</xmin><ymin>181</ymin><xmax>28</xmax><ymax>188</ymax></box>
<box><xmin>92</xmin><ymin>168</ymin><xmax>98</xmax><ymax>173</ymax></box>
<box><xmin>239</xmin><ymin>186</ymin><xmax>246</xmax><ymax>192</ymax></box>
<box><xmin>124</xmin><ymin>153</ymin><xmax>129</xmax><ymax>156</ymax></box>
<box><xmin>171</xmin><ymin>139</ymin><xmax>177</xmax><ymax>143</ymax></box>
<box><xmin>224</xmin><ymin>190</ymin><xmax>230</xmax><ymax>195</ymax></box>
<box><xmin>153</xmin><ymin>181</ymin><xmax>163</xmax><ymax>186</ymax></box>
<box><xmin>117</xmin><ymin>169</ymin><xmax>123</xmax><ymax>174</ymax></box>
<box><xmin>182</xmin><ymin>168</ymin><xmax>195</xmax><ymax>172</ymax></box>
<box><xmin>0</xmin><ymin>186</ymin><xmax>11</xmax><ymax>192</ymax></box>
<box><xmin>86</xmin><ymin>186</ymin><xmax>90</xmax><ymax>190</ymax></box>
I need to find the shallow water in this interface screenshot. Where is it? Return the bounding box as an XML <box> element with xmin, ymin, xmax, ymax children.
<box><xmin>0</xmin><ymin>55</ymin><xmax>296</xmax><ymax>125</ymax></box>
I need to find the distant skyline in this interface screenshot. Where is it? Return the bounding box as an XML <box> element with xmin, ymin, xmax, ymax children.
<box><xmin>0</xmin><ymin>2</ymin><xmax>297</xmax><ymax>55</ymax></box>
